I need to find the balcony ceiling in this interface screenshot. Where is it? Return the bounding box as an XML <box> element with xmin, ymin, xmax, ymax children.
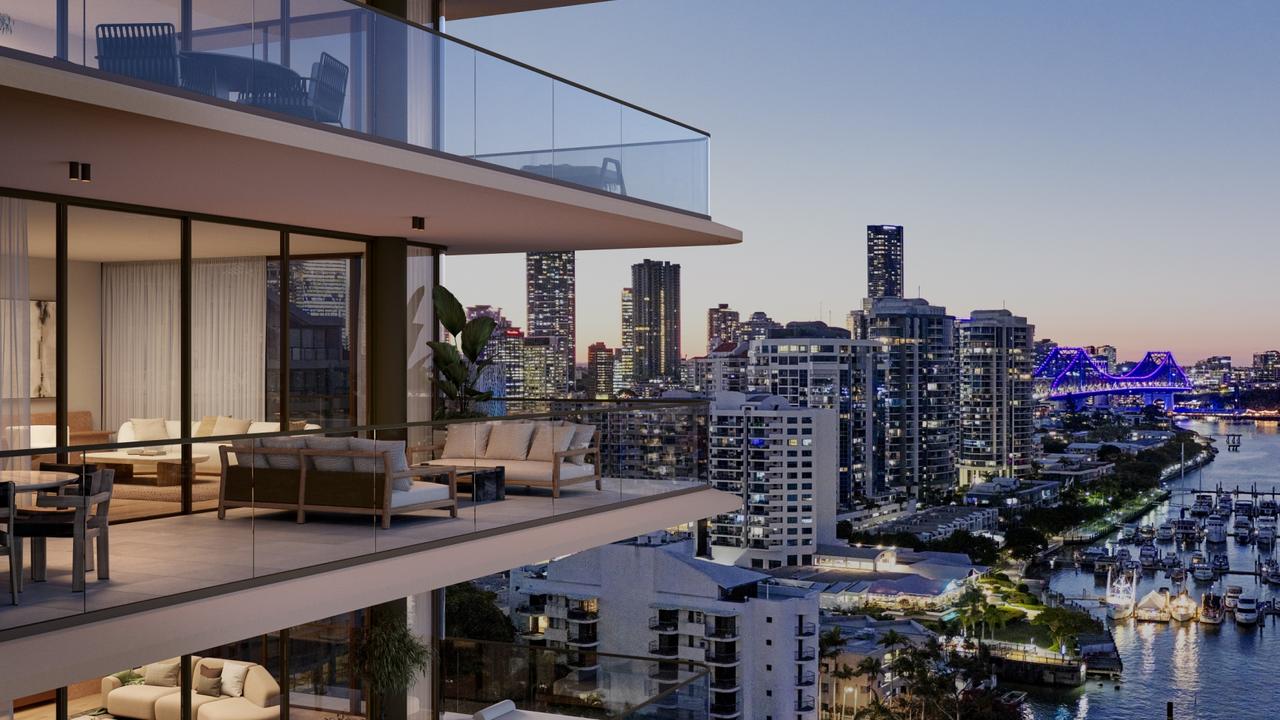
<box><xmin>444</xmin><ymin>0</ymin><xmax>609</xmax><ymax>20</ymax></box>
<box><xmin>0</xmin><ymin>55</ymin><xmax>741</xmax><ymax>255</ymax></box>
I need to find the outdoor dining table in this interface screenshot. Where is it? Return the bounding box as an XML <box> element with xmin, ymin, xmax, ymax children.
<box><xmin>179</xmin><ymin>51</ymin><xmax>304</xmax><ymax>100</ymax></box>
<box><xmin>0</xmin><ymin>469</ymin><xmax>82</xmax><ymax>585</ymax></box>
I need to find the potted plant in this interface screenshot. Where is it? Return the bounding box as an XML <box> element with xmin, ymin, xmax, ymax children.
<box><xmin>0</xmin><ymin>14</ymin><xmax>14</xmax><ymax>35</ymax></box>
<box><xmin>351</xmin><ymin>606</ymin><xmax>431</xmax><ymax>720</ymax></box>
<box><xmin>428</xmin><ymin>286</ymin><xmax>497</xmax><ymax>419</ymax></box>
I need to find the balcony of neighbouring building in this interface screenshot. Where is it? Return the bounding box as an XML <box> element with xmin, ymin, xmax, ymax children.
<box><xmin>0</xmin><ymin>1</ymin><xmax>740</xmax><ymax>253</ymax></box>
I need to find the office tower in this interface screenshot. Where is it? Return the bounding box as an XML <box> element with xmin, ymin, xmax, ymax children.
<box><xmin>526</xmin><ymin>251</ymin><xmax>575</xmax><ymax>393</ymax></box>
<box><xmin>1254</xmin><ymin>351</ymin><xmax>1280</xmax><ymax>383</ymax></box>
<box><xmin>631</xmin><ymin>260</ymin><xmax>681</xmax><ymax>383</ymax></box>
<box><xmin>707</xmin><ymin>303</ymin><xmax>740</xmax><ymax>352</ymax></box>
<box><xmin>690</xmin><ymin>342</ymin><xmax>749</xmax><ymax>394</ymax></box>
<box><xmin>0</xmin><ymin>1</ymin><xmax>748</xmax><ymax>716</ymax></box>
<box><xmin>740</xmin><ymin>311</ymin><xmax>781</xmax><ymax>342</ymax></box>
<box><xmin>864</xmin><ymin>297</ymin><xmax>958</xmax><ymax>499</ymax></box>
<box><xmin>586</xmin><ymin>341</ymin><xmax>615</xmax><ymax>399</ymax></box>
<box><xmin>957</xmin><ymin>310</ymin><xmax>1035</xmax><ymax>487</ymax></box>
<box><xmin>616</xmin><ymin>287</ymin><xmax>635</xmax><ymax>392</ymax></box>
<box><xmin>748</xmin><ymin>324</ymin><xmax>880</xmax><ymax>503</ymax></box>
<box><xmin>707</xmin><ymin>391</ymin><xmax>838</xmax><ymax>569</ymax></box>
<box><xmin>496</xmin><ymin>326</ymin><xmax>526</xmax><ymax>400</ymax></box>
<box><xmin>510</xmin><ymin>534</ymin><xmax>821</xmax><ymax>720</ymax></box>
<box><xmin>521</xmin><ymin>336</ymin><xmax>570</xmax><ymax>403</ymax></box>
<box><xmin>866</xmin><ymin>225</ymin><xmax>904</xmax><ymax>299</ymax></box>
<box><xmin>465</xmin><ymin>304</ymin><xmax>514</xmax><ymax>402</ymax></box>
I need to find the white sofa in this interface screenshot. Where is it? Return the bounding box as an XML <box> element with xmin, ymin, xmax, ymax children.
<box><xmin>419</xmin><ymin>420</ymin><xmax>601</xmax><ymax>498</ymax></box>
<box><xmin>102</xmin><ymin>657</ymin><xmax>279</xmax><ymax>720</ymax></box>
<box><xmin>118</xmin><ymin>420</ymin><xmax>320</xmax><ymax>474</ymax></box>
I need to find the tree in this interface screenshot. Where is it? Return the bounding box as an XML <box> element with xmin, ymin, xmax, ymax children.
<box><xmin>853</xmin><ymin>656</ymin><xmax>883</xmax><ymax>702</ymax></box>
<box><xmin>1002</xmin><ymin>525</ymin><xmax>1048</xmax><ymax>560</ymax></box>
<box><xmin>819</xmin><ymin>626</ymin><xmax>847</xmax><ymax>715</ymax></box>
<box><xmin>445</xmin><ymin>582</ymin><xmax>516</xmax><ymax>642</ymax></box>
<box><xmin>1030</xmin><ymin>606</ymin><xmax>1098</xmax><ymax>652</ymax></box>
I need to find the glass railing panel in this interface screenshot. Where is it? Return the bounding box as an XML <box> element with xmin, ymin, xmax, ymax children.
<box><xmin>622</xmin><ymin>105</ymin><xmax>710</xmax><ymax>215</ymax></box>
<box><xmin>0</xmin><ymin>4</ymin><xmax>59</xmax><ymax>57</ymax></box>
<box><xmin>473</xmin><ymin>49</ymin><xmax>555</xmax><ymax>174</ymax></box>
<box><xmin>551</xmin><ymin>80</ymin><xmax>623</xmax><ymax>193</ymax></box>
<box><xmin>372</xmin><ymin>422</ymin><xmax>478</xmax><ymax>552</ymax></box>
<box><xmin>437</xmin><ymin>35</ymin><xmax>478</xmax><ymax>158</ymax></box>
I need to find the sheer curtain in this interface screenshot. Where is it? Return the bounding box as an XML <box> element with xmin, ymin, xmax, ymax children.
<box><xmin>0</xmin><ymin>197</ymin><xmax>31</xmax><ymax>466</ymax></box>
<box><xmin>192</xmin><ymin>258</ymin><xmax>266</xmax><ymax>420</ymax></box>
<box><xmin>103</xmin><ymin>258</ymin><xmax>267</xmax><ymax>430</ymax></box>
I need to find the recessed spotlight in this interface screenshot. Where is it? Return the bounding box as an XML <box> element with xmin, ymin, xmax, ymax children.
<box><xmin>68</xmin><ymin>161</ymin><xmax>92</xmax><ymax>182</ymax></box>
<box><xmin>411</xmin><ymin>216</ymin><xmax>426</xmax><ymax>231</ymax></box>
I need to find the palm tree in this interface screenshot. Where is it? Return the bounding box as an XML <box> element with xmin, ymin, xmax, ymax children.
<box><xmin>981</xmin><ymin>604</ymin><xmax>1007</xmax><ymax>642</ymax></box>
<box><xmin>853</xmin><ymin>656</ymin><xmax>883</xmax><ymax>703</ymax></box>
<box><xmin>819</xmin><ymin>627</ymin><xmax>847</xmax><ymax>718</ymax></box>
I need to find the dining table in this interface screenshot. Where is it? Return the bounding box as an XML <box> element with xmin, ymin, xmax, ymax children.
<box><xmin>0</xmin><ymin>469</ymin><xmax>81</xmax><ymax>587</ymax></box>
<box><xmin>179</xmin><ymin>51</ymin><xmax>305</xmax><ymax>101</ymax></box>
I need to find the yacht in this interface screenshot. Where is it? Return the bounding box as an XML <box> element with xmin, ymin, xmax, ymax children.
<box><xmin>1094</xmin><ymin>552</ymin><xmax>1118</xmax><ymax>576</ymax></box>
<box><xmin>1139</xmin><ymin>524</ymin><xmax>1157</xmax><ymax>541</ymax></box>
<box><xmin>1234</xmin><ymin>517</ymin><xmax>1254</xmax><ymax>543</ymax></box>
<box><xmin>1224</xmin><ymin>585</ymin><xmax>1244</xmax><ymax>611</ymax></box>
<box><xmin>1218</xmin><ymin>493</ymin><xmax>1235</xmax><ymax>516</ymax></box>
<box><xmin>1191</xmin><ymin>494</ymin><xmax>1214</xmax><ymax>517</ymax></box>
<box><xmin>1157</xmin><ymin>521</ymin><xmax>1175</xmax><ymax>542</ymax></box>
<box><xmin>1139</xmin><ymin>544</ymin><xmax>1159</xmax><ymax>570</ymax></box>
<box><xmin>1173</xmin><ymin>518</ymin><xmax>1200</xmax><ymax>543</ymax></box>
<box><xmin>1236</xmin><ymin>499</ymin><xmax>1256</xmax><ymax>518</ymax></box>
<box><xmin>1262</xmin><ymin>499</ymin><xmax>1278</xmax><ymax>517</ymax></box>
<box><xmin>1106</xmin><ymin>568</ymin><xmax>1137</xmax><ymax>620</ymax></box>
<box><xmin>1235</xmin><ymin>596</ymin><xmax>1260</xmax><ymax>625</ymax></box>
<box><xmin>1135</xmin><ymin>588</ymin><xmax>1171</xmax><ymax>622</ymax></box>
<box><xmin>1169</xmin><ymin>589</ymin><xmax>1198</xmax><ymax>622</ymax></box>
<box><xmin>1078</xmin><ymin>547</ymin><xmax>1107</xmax><ymax>568</ymax></box>
<box><xmin>1212</xmin><ymin>554</ymin><xmax>1230</xmax><ymax>575</ymax></box>
<box><xmin>1121</xmin><ymin>523</ymin><xmax>1137</xmax><ymax>542</ymax></box>
<box><xmin>1163</xmin><ymin>551</ymin><xmax>1181</xmax><ymax>569</ymax></box>
<box><xmin>1264</xmin><ymin>558</ymin><xmax>1280</xmax><ymax>585</ymax></box>
<box><xmin>1205</xmin><ymin>514</ymin><xmax>1228</xmax><ymax>544</ymax></box>
<box><xmin>1169</xmin><ymin>566</ymin><xmax>1186</xmax><ymax>584</ymax></box>
<box><xmin>1200</xmin><ymin>591</ymin><xmax>1225</xmax><ymax>625</ymax></box>
<box><xmin>1190</xmin><ymin>552</ymin><xmax>1214</xmax><ymax>582</ymax></box>
<box><xmin>1257</xmin><ymin>516</ymin><xmax>1277</xmax><ymax>546</ymax></box>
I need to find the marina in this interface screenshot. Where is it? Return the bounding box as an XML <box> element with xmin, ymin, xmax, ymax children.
<box><xmin>1026</xmin><ymin>420</ymin><xmax>1280</xmax><ymax>718</ymax></box>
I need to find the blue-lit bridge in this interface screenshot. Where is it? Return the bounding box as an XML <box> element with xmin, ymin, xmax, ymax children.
<box><xmin>1034</xmin><ymin>347</ymin><xmax>1192</xmax><ymax>408</ymax></box>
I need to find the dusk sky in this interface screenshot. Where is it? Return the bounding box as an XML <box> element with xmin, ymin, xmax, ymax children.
<box><xmin>444</xmin><ymin>0</ymin><xmax>1280</xmax><ymax>365</ymax></box>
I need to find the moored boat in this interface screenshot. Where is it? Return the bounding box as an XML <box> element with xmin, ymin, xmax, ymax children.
<box><xmin>1169</xmin><ymin>589</ymin><xmax>1198</xmax><ymax>622</ymax></box>
<box><xmin>1135</xmin><ymin>588</ymin><xmax>1171</xmax><ymax>622</ymax></box>
<box><xmin>1211</xmin><ymin>553</ymin><xmax>1230</xmax><ymax>575</ymax></box>
<box><xmin>1205</xmin><ymin>514</ymin><xmax>1228</xmax><ymax>544</ymax></box>
<box><xmin>1217</xmin><ymin>493</ymin><xmax>1234</xmax><ymax>516</ymax></box>
<box><xmin>1191</xmin><ymin>494</ymin><xmax>1214</xmax><ymax>516</ymax></box>
<box><xmin>1235</xmin><ymin>596</ymin><xmax>1259</xmax><ymax>625</ymax></box>
<box><xmin>1263</xmin><ymin>558</ymin><xmax>1280</xmax><ymax>585</ymax></box>
<box><xmin>1122</xmin><ymin>523</ymin><xmax>1137</xmax><ymax>542</ymax></box>
<box><xmin>1157</xmin><ymin>522</ymin><xmax>1175</xmax><ymax>542</ymax></box>
<box><xmin>1200</xmin><ymin>591</ymin><xmax>1225</xmax><ymax>625</ymax></box>
<box><xmin>1234</xmin><ymin>517</ymin><xmax>1253</xmax><ymax>543</ymax></box>
<box><xmin>1224</xmin><ymin>585</ymin><xmax>1243</xmax><ymax>611</ymax></box>
<box><xmin>1236</xmin><ymin>499</ymin><xmax>1256</xmax><ymax>518</ymax></box>
<box><xmin>1139</xmin><ymin>524</ymin><xmax>1157</xmax><ymax>541</ymax></box>
<box><xmin>1261</xmin><ymin>499</ymin><xmax>1278</xmax><ymax>517</ymax></box>
<box><xmin>1139</xmin><ymin>544</ymin><xmax>1159</xmax><ymax>570</ymax></box>
<box><xmin>1257</xmin><ymin>516</ymin><xmax>1277</xmax><ymax>546</ymax></box>
<box><xmin>1163</xmin><ymin>551</ymin><xmax>1180</xmax><ymax>569</ymax></box>
<box><xmin>1174</xmin><ymin>518</ymin><xmax>1200</xmax><ymax>543</ymax></box>
<box><xmin>1190</xmin><ymin>552</ymin><xmax>1214</xmax><ymax>582</ymax></box>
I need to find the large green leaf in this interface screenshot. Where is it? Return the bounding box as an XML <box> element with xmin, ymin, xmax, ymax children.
<box><xmin>427</xmin><ymin>340</ymin><xmax>462</xmax><ymax>367</ymax></box>
<box><xmin>433</xmin><ymin>286</ymin><xmax>466</xmax><ymax>337</ymax></box>
<box><xmin>460</xmin><ymin>317</ymin><xmax>496</xmax><ymax>364</ymax></box>
<box><xmin>436</xmin><ymin>374</ymin><xmax>461</xmax><ymax>399</ymax></box>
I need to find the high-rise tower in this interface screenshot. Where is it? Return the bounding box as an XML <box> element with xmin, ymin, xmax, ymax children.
<box><xmin>957</xmin><ymin>310</ymin><xmax>1035</xmax><ymax>486</ymax></box>
<box><xmin>866</xmin><ymin>225</ymin><xmax>904</xmax><ymax>299</ymax></box>
<box><xmin>631</xmin><ymin>260</ymin><xmax>681</xmax><ymax>383</ymax></box>
<box><xmin>526</xmin><ymin>251</ymin><xmax>575</xmax><ymax>393</ymax></box>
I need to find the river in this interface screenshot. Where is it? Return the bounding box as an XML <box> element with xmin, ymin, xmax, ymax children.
<box><xmin>1025</xmin><ymin>420</ymin><xmax>1280</xmax><ymax>719</ymax></box>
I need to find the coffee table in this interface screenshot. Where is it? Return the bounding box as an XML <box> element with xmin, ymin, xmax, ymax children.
<box><xmin>83</xmin><ymin>450</ymin><xmax>210</xmax><ymax>487</ymax></box>
<box><xmin>413</xmin><ymin>464</ymin><xmax>505</xmax><ymax>503</ymax></box>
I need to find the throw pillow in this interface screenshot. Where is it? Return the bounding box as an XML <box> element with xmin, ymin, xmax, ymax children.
<box><xmin>211</xmin><ymin>416</ymin><xmax>253</xmax><ymax>437</ymax></box>
<box><xmin>260</xmin><ymin>437</ymin><xmax>306</xmax><ymax>469</ymax></box>
<box><xmin>112</xmin><ymin>669</ymin><xmax>144</xmax><ymax>686</ymax></box>
<box><xmin>527</xmin><ymin>422</ymin><xmax>574</xmax><ymax>462</ymax></box>
<box><xmin>306</xmin><ymin>436</ymin><xmax>353</xmax><ymax>472</ymax></box>
<box><xmin>230</xmin><ymin>439</ymin><xmax>269</xmax><ymax>469</ymax></box>
<box><xmin>441</xmin><ymin>422</ymin><xmax>492</xmax><ymax>460</ymax></box>
<box><xmin>195</xmin><ymin>416</ymin><xmax>220</xmax><ymax>437</ymax></box>
<box><xmin>143</xmin><ymin>660</ymin><xmax>180</xmax><ymax>687</ymax></box>
<box><xmin>484</xmin><ymin>422</ymin><xmax>535</xmax><ymax>461</ymax></box>
<box><xmin>289</xmin><ymin>420</ymin><xmax>309</xmax><ymax>431</ymax></box>
<box><xmin>220</xmin><ymin>661</ymin><xmax>251</xmax><ymax>698</ymax></box>
<box><xmin>348</xmin><ymin>439</ymin><xmax>412</xmax><ymax>491</ymax></box>
<box><xmin>195</xmin><ymin>663</ymin><xmax>223</xmax><ymax>697</ymax></box>
<box><xmin>566</xmin><ymin>424</ymin><xmax>596</xmax><ymax>465</ymax></box>
<box><xmin>131</xmin><ymin>418</ymin><xmax>170</xmax><ymax>442</ymax></box>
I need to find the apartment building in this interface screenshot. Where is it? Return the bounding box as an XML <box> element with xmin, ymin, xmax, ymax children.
<box><xmin>526</xmin><ymin>251</ymin><xmax>576</xmax><ymax>394</ymax></box>
<box><xmin>956</xmin><ymin>309</ymin><xmax>1035</xmax><ymax>487</ymax></box>
<box><xmin>510</xmin><ymin>534</ymin><xmax>821</xmax><ymax>720</ymax></box>
<box><xmin>706</xmin><ymin>392</ymin><xmax>838</xmax><ymax>569</ymax></box>
<box><xmin>707</xmin><ymin>304</ymin><xmax>740</xmax><ymax>353</ymax></box>
<box><xmin>0</xmin><ymin>3</ymin><xmax>742</xmax><ymax>720</ymax></box>
<box><xmin>689</xmin><ymin>342</ymin><xmax>749</xmax><ymax>394</ymax></box>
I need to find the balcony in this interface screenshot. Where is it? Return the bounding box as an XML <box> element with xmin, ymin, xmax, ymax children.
<box><xmin>0</xmin><ymin>1</ymin><xmax>710</xmax><ymax>216</ymax></box>
<box><xmin>707</xmin><ymin>623</ymin><xmax>739</xmax><ymax>640</ymax></box>
<box><xmin>649</xmin><ymin>640</ymin><xmax>680</xmax><ymax>658</ymax></box>
<box><xmin>709</xmin><ymin>675</ymin><xmax>741</xmax><ymax>692</ymax></box>
<box><xmin>796</xmin><ymin>621</ymin><xmax>817</xmax><ymax>637</ymax></box>
<box><xmin>795</xmin><ymin>647</ymin><xmax>816</xmax><ymax>662</ymax></box>
<box><xmin>704</xmin><ymin>648</ymin><xmax>741</xmax><ymax>665</ymax></box>
<box><xmin>649</xmin><ymin>615</ymin><xmax>680</xmax><ymax>632</ymax></box>
<box><xmin>709</xmin><ymin>700</ymin><xmax>742</xmax><ymax>719</ymax></box>
<box><xmin>566</xmin><ymin>607</ymin><xmax>599</xmax><ymax>622</ymax></box>
<box><xmin>795</xmin><ymin>671</ymin><xmax>816</xmax><ymax>687</ymax></box>
<box><xmin>795</xmin><ymin>695</ymin><xmax>816</xmax><ymax>712</ymax></box>
<box><xmin>441</xmin><ymin>638</ymin><xmax>710</xmax><ymax>720</ymax></box>
<box><xmin>0</xmin><ymin>401</ymin><xmax>735</xmax><ymax>640</ymax></box>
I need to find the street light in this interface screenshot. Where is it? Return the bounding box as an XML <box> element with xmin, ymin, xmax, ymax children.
<box><xmin>841</xmin><ymin>686</ymin><xmax>857</xmax><ymax>720</ymax></box>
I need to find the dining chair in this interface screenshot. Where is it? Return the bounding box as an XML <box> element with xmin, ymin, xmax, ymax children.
<box><xmin>0</xmin><ymin>481</ymin><xmax>18</xmax><ymax>605</ymax></box>
<box><xmin>95</xmin><ymin>23</ymin><xmax>183</xmax><ymax>88</ymax></box>
<box><xmin>15</xmin><ymin>466</ymin><xmax>114</xmax><ymax>593</ymax></box>
<box><xmin>238</xmin><ymin>52</ymin><xmax>349</xmax><ymax>126</ymax></box>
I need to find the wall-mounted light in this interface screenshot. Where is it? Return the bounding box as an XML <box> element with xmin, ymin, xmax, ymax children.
<box><xmin>411</xmin><ymin>215</ymin><xmax>426</xmax><ymax>231</ymax></box>
<box><xmin>69</xmin><ymin>161</ymin><xmax>92</xmax><ymax>182</ymax></box>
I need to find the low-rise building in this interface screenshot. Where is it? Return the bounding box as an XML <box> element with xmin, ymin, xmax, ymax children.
<box><xmin>877</xmin><ymin>505</ymin><xmax>999</xmax><ymax>542</ymax></box>
<box><xmin>510</xmin><ymin>533</ymin><xmax>821</xmax><ymax>720</ymax></box>
<box><xmin>963</xmin><ymin>477</ymin><xmax>1061</xmax><ymax>508</ymax></box>
<box><xmin>1038</xmin><ymin>455</ymin><xmax>1116</xmax><ymax>487</ymax></box>
<box><xmin>762</xmin><ymin>545</ymin><xmax>986</xmax><ymax>611</ymax></box>
<box><xmin>819</xmin><ymin>615</ymin><xmax>936</xmax><ymax>713</ymax></box>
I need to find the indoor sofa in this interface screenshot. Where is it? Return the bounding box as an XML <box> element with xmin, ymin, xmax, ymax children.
<box><xmin>102</xmin><ymin>657</ymin><xmax>279</xmax><ymax>720</ymax></box>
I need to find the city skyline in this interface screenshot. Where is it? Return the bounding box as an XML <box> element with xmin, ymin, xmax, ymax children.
<box><xmin>444</xmin><ymin>0</ymin><xmax>1280</xmax><ymax>363</ymax></box>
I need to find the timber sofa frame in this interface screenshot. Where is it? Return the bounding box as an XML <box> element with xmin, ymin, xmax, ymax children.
<box><xmin>217</xmin><ymin>446</ymin><xmax>458</xmax><ymax>528</ymax></box>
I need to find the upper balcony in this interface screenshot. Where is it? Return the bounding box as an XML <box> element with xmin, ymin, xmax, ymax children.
<box><xmin>0</xmin><ymin>1</ymin><xmax>739</xmax><ymax>252</ymax></box>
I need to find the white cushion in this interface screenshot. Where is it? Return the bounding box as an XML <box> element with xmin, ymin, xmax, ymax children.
<box><xmin>501</xmin><ymin>460</ymin><xmax>596</xmax><ymax>484</ymax></box>
<box><xmin>527</xmin><ymin>422</ymin><xmax>574</xmax><ymax>462</ymax></box>
<box><xmin>484</xmin><ymin>422</ymin><xmax>535</xmax><ymax>461</ymax></box>
<box><xmin>390</xmin><ymin>480</ymin><xmax>453</xmax><ymax>508</ymax></box>
<box><xmin>220</xmin><ymin>661</ymin><xmax>251</xmax><ymax>698</ymax></box>
<box><xmin>211</xmin><ymin>416</ymin><xmax>253</xmax><ymax>436</ymax></box>
<box><xmin>348</xmin><ymin>439</ymin><xmax>412</xmax><ymax>491</ymax></box>
<box><xmin>567</xmin><ymin>424</ymin><xmax>596</xmax><ymax>465</ymax></box>
<box><xmin>474</xmin><ymin>700</ymin><xmax>517</xmax><ymax>720</ymax></box>
<box><xmin>197</xmin><ymin>697</ymin><xmax>278</xmax><ymax>720</ymax></box>
<box><xmin>108</xmin><ymin>685</ymin><xmax>180</xmax><ymax>720</ymax></box>
<box><xmin>260</xmin><ymin>437</ymin><xmax>305</xmax><ymax>469</ymax></box>
<box><xmin>305</xmin><ymin>436</ymin><xmax>353</xmax><ymax>472</ymax></box>
<box><xmin>441</xmin><ymin>423</ymin><xmax>492</xmax><ymax>460</ymax></box>
<box><xmin>421</xmin><ymin>458</ymin><xmax>505</xmax><ymax>470</ymax></box>
<box><xmin>131</xmin><ymin>418</ymin><xmax>171</xmax><ymax>442</ymax></box>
